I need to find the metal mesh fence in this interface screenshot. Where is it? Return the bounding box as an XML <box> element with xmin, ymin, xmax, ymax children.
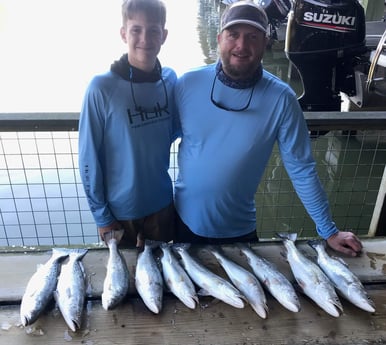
<box><xmin>0</xmin><ymin>129</ymin><xmax>385</xmax><ymax>247</ymax></box>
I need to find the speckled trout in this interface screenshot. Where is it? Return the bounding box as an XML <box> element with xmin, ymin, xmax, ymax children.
<box><xmin>54</xmin><ymin>248</ymin><xmax>88</xmax><ymax>332</ymax></box>
<box><xmin>173</xmin><ymin>244</ymin><xmax>245</xmax><ymax>308</ymax></box>
<box><xmin>276</xmin><ymin>232</ymin><xmax>343</xmax><ymax>317</ymax></box>
<box><xmin>20</xmin><ymin>248</ymin><xmax>69</xmax><ymax>326</ymax></box>
<box><xmin>135</xmin><ymin>241</ymin><xmax>163</xmax><ymax>314</ymax></box>
<box><xmin>237</xmin><ymin>242</ymin><xmax>301</xmax><ymax>313</ymax></box>
<box><xmin>101</xmin><ymin>230</ymin><xmax>130</xmax><ymax>310</ymax></box>
<box><xmin>308</xmin><ymin>239</ymin><xmax>375</xmax><ymax>313</ymax></box>
<box><xmin>208</xmin><ymin>245</ymin><xmax>268</xmax><ymax>318</ymax></box>
<box><xmin>160</xmin><ymin>242</ymin><xmax>198</xmax><ymax>309</ymax></box>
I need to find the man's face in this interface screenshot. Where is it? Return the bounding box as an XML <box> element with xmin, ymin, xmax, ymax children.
<box><xmin>120</xmin><ymin>11</ymin><xmax>168</xmax><ymax>72</ymax></box>
<box><xmin>218</xmin><ymin>24</ymin><xmax>267</xmax><ymax>80</ymax></box>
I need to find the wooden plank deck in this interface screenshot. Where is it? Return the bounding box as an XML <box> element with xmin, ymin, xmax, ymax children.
<box><xmin>0</xmin><ymin>237</ymin><xmax>385</xmax><ymax>345</ymax></box>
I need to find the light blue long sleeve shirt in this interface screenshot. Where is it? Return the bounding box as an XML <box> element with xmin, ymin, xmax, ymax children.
<box><xmin>78</xmin><ymin>67</ymin><xmax>178</xmax><ymax>227</ymax></box>
<box><xmin>174</xmin><ymin>63</ymin><xmax>338</xmax><ymax>240</ymax></box>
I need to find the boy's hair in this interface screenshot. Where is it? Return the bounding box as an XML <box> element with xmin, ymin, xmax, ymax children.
<box><xmin>121</xmin><ymin>0</ymin><xmax>167</xmax><ymax>27</ymax></box>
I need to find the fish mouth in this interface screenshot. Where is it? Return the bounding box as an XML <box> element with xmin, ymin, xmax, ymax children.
<box><xmin>68</xmin><ymin>319</ymin><xmax>81</xmax><ymax>332</ymax></box>
<box><xmin>21</xmin><ymin>315</ymin><xmax>30</xmax><ymax>327</ymax></box>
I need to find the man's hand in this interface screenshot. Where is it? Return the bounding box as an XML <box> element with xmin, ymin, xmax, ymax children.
<box><xmin>98</xmin><ymin>221</ymin><xmax>122</xmax><ymax>243</ymax></box>
<box><xmin>326</xmin><ymin>231</ymin><xmax>363</xmax><ymax>257</ymax></box>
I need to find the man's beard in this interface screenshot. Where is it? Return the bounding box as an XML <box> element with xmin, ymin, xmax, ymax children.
<box><xmin>221</xmin><ymin>58</ymin><xmax>258</xmax><ymax>80</ymax></box>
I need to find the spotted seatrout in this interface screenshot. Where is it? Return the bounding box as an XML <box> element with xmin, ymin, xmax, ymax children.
<box><xmin>237</xmin><ymin>242</ymin><xmax>301</xmax><ymax>313</ymax></box>
<box><xmin>101</xmin><ymin>230</ymin><xmax>130</xmax><ymax>310</ymax></box>
<box><xmin>160</xmin><ymin>242</ymin><xmax>198</xmax><ymax>309</ymax></box>
<box><xmin>54</xmin><ymin>248</ymin><xmax>88</xmax><ymax>332</ymax></box>
<box><xmin>208</xmin><ymin>245</ymin><xmax>268</xmax><ymax>318</ymax></box>
<box><xmin>308</xmin><ymin>239</ymin><xmax>375</xmax><ymax>313</ymax></box>
<box><xmin>20</xmin><ymin>248</ymin><xmax>69</xmax><ymax>326</ymax></box>
<box><xmin>277</xmin><ymin>232</ymin><xmax>343</xmax><ymax>317</ymax></box>
<box><xmin>135</xmin><ymin>241</ymin><xmax>163</xmax><ymax>314</ymax></box>
<box><xmin>173</xmin><ymin>244</ymin><xmax>245</xmax><ymax>308</ymax></box>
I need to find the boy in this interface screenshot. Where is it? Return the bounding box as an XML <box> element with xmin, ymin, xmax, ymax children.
<box><xmin>78</xmin><ymin>0</ymin><xmax>179</xmax><ymax>248</ymax></box>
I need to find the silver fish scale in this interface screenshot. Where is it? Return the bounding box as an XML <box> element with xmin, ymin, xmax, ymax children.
<box><xmin>135</xmin><ymin>243</ymin><xmax>163</xmax><ymax>314</ymax></box>
<box><xmin>238</xmin><ymin>243</ymin><xmax>301</xmax><ymax>313</ymax></box>
<box><xmin>20</xmin><ymin>248</ymin><xmax>69</xmax><ymax>326</ymax></box>
<box><xmin>160</xmin><ymin>243</ymin><xmax>198</xmax><ymax>309</ymax></box>
<box><xmin>209</xmin><ymin>246</ymin><xmax>268</xmax><ymax>318</ymax></box>
<box><xmin>54</xmin><ymin>249</ymin><xmax>87</xmax><ymax>332</ymax></box>
<box><xmin>102</xmin><ymin>238</ymin><xmax>130</xmax><ymax>310</ymax></box>
<box><xmin>174</xmin><ymin>245</ymin><xmax>245</xmax><ymax>309</ymax></box>
<box><xmin>278</xmin><ymin>234</ymin><xmax>343</xmax><ymax>318</ymax></box>
<box><xmin>309</xmin><ymin>240</ymin><xmax>376</xmax><ymax>313</ymax></box>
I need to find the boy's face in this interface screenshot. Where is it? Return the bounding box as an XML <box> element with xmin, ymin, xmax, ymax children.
<box><xmin>120</xmin><ymin>11</ymin><xmax>168</xmax><ymax>72</ymax></box>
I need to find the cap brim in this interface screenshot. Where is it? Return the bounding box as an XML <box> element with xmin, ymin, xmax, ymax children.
<box><xmin>221</xmin><ymin>19</ymin><xmax>267</xmax><ymax>33</ymax></box>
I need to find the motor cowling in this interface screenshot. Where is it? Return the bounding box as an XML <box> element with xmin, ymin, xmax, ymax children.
<box><xmin>285</xmin><ymin>0</ymin><xmax>367</xmax><ymax>111</ymax></box>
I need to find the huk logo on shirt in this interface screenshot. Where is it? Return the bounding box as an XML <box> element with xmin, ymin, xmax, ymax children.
<box><xmin>127</xmin><ymin>107</ymin><xmax>170</xmax><ymax>128</ymax></box>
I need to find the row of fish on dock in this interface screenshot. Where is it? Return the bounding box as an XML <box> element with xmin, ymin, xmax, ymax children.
<box><xmin>19</xmin><ymin>231</ymin><xmax>376</xmax><ymax>332</ymax></box>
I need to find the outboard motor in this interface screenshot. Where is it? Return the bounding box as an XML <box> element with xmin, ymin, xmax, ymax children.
<box><xmin>256</xmin><ymin>0</ymin><xmax>292</xmax><ymax>40</ymax></box>
<box><xmin>285</xmin><ymin>0</ymin><xmax>367</xmax><ymax>111</ymax></box>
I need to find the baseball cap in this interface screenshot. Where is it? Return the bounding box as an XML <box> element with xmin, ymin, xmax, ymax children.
<box><xmin>220</xmin><ymin>1</ymin><xmax>269</xmax><ymax>33</ymax></box>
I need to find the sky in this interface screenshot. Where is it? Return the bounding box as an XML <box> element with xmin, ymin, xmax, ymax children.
<box><xmin>0</xmin><ymin>0</ymin><xmax>205</xmax><ymax>112</ymax></box>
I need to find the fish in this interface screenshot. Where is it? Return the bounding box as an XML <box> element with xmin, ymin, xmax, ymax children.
<box><xmin>20</xmin><ymin>248</ymin><xmax>69</xmax><ymax>326</ymax></box>
<box><xmin>173</xmin><ymin>243</ymin><xmax>245</xmax><ymax>309</ymax></box>
<box><xmin>101</xmin><ymin>229</ymin><xmax>130</xmax><ymax>310</ymax></box>
<box><xmin>54</xmin><ymin>248</ymin><xmax>88</xmax><ymax>332</ymax></box>
<box><xmin>237</xmin><ymin>242</ymin><xmax>301</xmax><ymax>313</ymax></box>
<box><xmin>308</xmin><ymin>239</ymin><xmax>376</xmax><ymax>313</ymax></box>
<box><xmin>207</xmin><ymin>245</ymin><xmax>268</xmax><ymax>318</ymax></box>
<box><xmin>276</xmin><ymin>232</ymin><xmax>343</xmax><ymax>317</ymax></box>
<box><xmin>135</xmin><ymin>240</ymin><xmax>163</xmax><ymax>314</ymax></box>
<box><xmin>159</xmin><ymin>242</ymin><xmax>199</xmax><ymax>309</ymax></box>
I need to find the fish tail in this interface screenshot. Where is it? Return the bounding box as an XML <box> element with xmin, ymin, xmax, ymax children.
<box><xmin>205</xmin><ymin>244</ymin><xmax>220</xmax><ymax>255</ymax></box>
<box><xmin>235</xmin><ymin>242</ymin><xmax>250</xmax><ymax>252</ymax></box>
<box><xmin>104</xmin><ymin>229</ymin><xmax>125</xmax><ymax>245</ymax></box>
<box><xmin>68</xmin><ymin>248</ymin><xmax>88</xmax><ymax>261</ymax></box>
<box><xmin>307</xmin><ymin>239</ymin><xmax>325</xmax><ymax>250</ymax></box>
<box><xmin>276</xmin><ymin>232</ymin><xmax>298</xmax><ymax>242</ymax></box>
<box><xmin>144</xmin><ymin>239</ymin><xmax>164</xmax><ymax>249</ymax></box>
<box><xmin>172</xmin><ymin>242</ymin><xmax>191</xmax><ymax>253</ymax></box>
<box><xmin>159</xmin><ymin>241</ymin><xmax>172</xmax><ymax>249</ymax></box>
<box><xmin>51</xmin><ymin>247</ymin><xmax>71</xmax><ymax>260</ymax></box>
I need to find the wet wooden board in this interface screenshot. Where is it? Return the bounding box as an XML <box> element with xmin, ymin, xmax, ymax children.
<box><xmin>0</xmin><ymin>237</ymin><xmax>386</xmax><ymax>302</ymax></box>
<box><xmin>0</xmin><ymin>288</ymin><xmax>385</xmax><ymax>345</ymax></box>
<box><xmin>0</xmin><ymin>237</ymin><xmax>385</xmax><ymax>344</ymax></box>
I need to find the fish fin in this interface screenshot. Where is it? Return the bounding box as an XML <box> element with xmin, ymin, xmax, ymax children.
<box><xmin>197</xmin><ymin>288</ymin><xmax>211</xmax><ymax>297</ymax></box>
<box><xmin>296</xmin><ymin>278</ymin><xmax>307</xmax><ymax>291</ymax></box>
<box><xmin>64</xmin><ymin>287</ymin><xmax>72</xmax><ymax>299</ymax></box>
<box><xmin>279</xmin><ymin>250</ymin><xmax>289</xmax><ymax>263</ymax></box>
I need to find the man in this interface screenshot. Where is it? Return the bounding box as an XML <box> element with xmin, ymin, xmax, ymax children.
<box><xmin>174</xmin><ymin>0</ymin><xmax>362</xmax><ymax>256</ymax></box>
<box><xmin>78</xmin><ymin>0</ymin><xmax>179</xmax><ymax>247</ymax></box>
